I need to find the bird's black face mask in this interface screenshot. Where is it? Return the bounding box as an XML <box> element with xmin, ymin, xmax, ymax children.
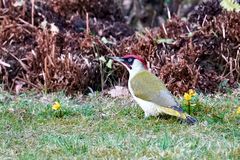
<box><xmin>111</xmin><ymin>56</ymin><xmax>135</xmax><ymax>70</ymax></box>
<box><xmin>122</xmin><ymin>57</ymin><xmax>134</xmax><ymax>69</ymax></box>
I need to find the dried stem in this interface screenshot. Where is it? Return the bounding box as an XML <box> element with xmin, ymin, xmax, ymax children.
<box><xmin>0</xmin><ymin>59</ymin><xmax>10</xmax><ymax>67</ymax></box>
<box><xmin>1</xmin><ymin>47</ymin><xmax>29</xmax><ymax>71</ymax></box>
<box><xmin>31</xmin><ymin>0</ymin><xmax>35</xmax><ymax>26</ymax></box>
<box><xmin>15</xmin><ymin>77</ymin><xmax>41</xmax><ymax>90</ymax></box>
<box><xmin>86</xmin><ymin>12</ymin><xmax>90</xmax><ymax>36</ymax></box>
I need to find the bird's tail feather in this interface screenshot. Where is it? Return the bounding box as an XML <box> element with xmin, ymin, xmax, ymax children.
<box><xmin>185</xmin><ymin>114</ymin><xmax>198</xmax><ymax>125</ymax></box>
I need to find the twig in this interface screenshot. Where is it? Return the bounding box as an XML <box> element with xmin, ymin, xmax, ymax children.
<box><xmin>100</xmin><ymin>60</ymin><xmax>104</xmax><ymax>91</ymax></box>
<box><xmin>186</xmin><ymin>25</ymin><xmax>191</xmax><ymax>34</ymax></box>
<box><xmin>50</xmin><ymin>39</ymin><xmax>56</xmax><ymax>58</ymax></box>
<box><xmin>15</xmin><ymin>77</ymin><xmax>41</xmax><ymax>90</ymax></box>
<box><xmin>166</xmin><ymin>6</ymin><xmax>171</xmax><ymax>20</ymax></box>
<box><xmin>236</xmin><ymin>49</ymin><xmax>240</xmax><ymax>74</ymax></box>
<box><xmin>230</xmin><ymin>57</ymin><xmax>234</xmax><ymax>78</ymax></box>
<box><xmin>223</xmin><ymin>68</ymin><xmax>236</xmax><ymax>78</ymax></box>
<box><xmin>43</xmin><ymin>57</ymin><xmax>49</xmax><ymax>90</ymax></box>
<box><xmin>236</xmin><ymin>49</ymin><xmax>240</xmax><ymax>80</ymax></box>
<box><xmin>47</xmin><ymin>55</ymin><xmax>55</xmax><ymax>67</ymax></box>
<box><xmin>2</xmin><ymin>0</ymin><xmax>6</xmax><ymax>8</ymax></box>
<box><xmin>202</xmin><ymin>15</ymin><xmax>207</xmax><ymax>27</ymax></box>
<box><xmin>0</xmin><ymin>59</ymin><xmax>11</xmax><ymax>67</ymax></box>
<box><xmin>221</xmin><ymin>54</ymin><xmax>228</xmax><ymax>63</ymax></box>
<box><xmin>162</xmin><ymin>23</ymin><xmax>168</xmax><ymax>36</ymax></box>
<box><xmin>221</xmin><ymin>64</ymin><xmax>228</xmax><ymax>77</ymax></box>
<box><xmin>86</xmin><ymin>12</ymin><xmax>89</xmax><ymax>36</ymax></box>
<box><xmin>221</xmin><ymin>23</ymin><xmax>225</xmax><ymax>39</ymax></box>
<box><xmin>2</xmin><ymin>33</ymin><xmax>14</xmax><ymax>46</ymax></box>
<box><xmin>151</xmin><ymin>11</ymin><xmax>156</xmax><ymax>27</ymax></box>
<box><xmin>1</xmin><ymin>47</ymin><xmax>29</xmax><ymax>71</ymax></box>
<box><xmin>31</xmin><ymin>0</ymin><xmax>35</xmax><ymax>26</ymax></box>
<box><xmin>18</xmin><ymin>18</ymin><xmax>36</xmax><ymax>29</ymax></box>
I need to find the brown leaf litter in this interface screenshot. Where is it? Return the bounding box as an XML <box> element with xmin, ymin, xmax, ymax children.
<box><xmin>0</xmin><ymin>0</ymin><xmax>240</xmax><ymax>95</ymax></box>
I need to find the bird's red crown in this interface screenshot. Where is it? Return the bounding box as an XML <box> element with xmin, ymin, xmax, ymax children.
<box><xmin>122</xmin><ymin>54</ymin><xmax>147</xmax><ymax>67</ymax></box>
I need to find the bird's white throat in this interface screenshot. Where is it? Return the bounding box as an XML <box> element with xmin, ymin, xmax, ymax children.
<box><xmin>128</xmin><ymin>59</ymin><xmax>146</xmax><ymax>79</ymax></box>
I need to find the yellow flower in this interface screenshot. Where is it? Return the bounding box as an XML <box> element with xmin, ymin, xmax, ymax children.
<box><xmin>52</xmin><ymin>101</ymin><xmax>61</xmax><ymax>110</ymax></box>
<box><xmin>237</xmin><ymin>107</ymin><xmax>240</xmax><ymax>115</ymax></box>
<box><xmin>184</xmin><ymin>93</ymin><xmax>192</xmax><ymax>101</ymax></box>
<box><xmin>188</xmin><ymin>89</ymin><xmax>196</xmax><ymax>96</ymax></box>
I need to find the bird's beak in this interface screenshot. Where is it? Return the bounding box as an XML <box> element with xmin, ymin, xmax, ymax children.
<box><xmin>110</xmin><ymin>56</ymin><xmax>124</xmax><ymax>63</ymax></box>
<box><xmin>110</xmin><ymin>56</ymin><xmax>131</xmax><ymax>70</ymax></box>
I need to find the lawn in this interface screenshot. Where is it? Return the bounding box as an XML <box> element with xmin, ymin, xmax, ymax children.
<box><xmin>0</xmin><ymin>87</ymin><xmax>240</xmax><ymax>159</ymax></box>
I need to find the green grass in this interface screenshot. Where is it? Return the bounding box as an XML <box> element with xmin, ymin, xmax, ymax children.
<box><xmin>0</xmin><ymin>88</ymin><xmax>240</xmax><ymax>159</ymax></box>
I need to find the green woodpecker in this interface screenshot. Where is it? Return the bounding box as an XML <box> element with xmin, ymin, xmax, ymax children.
<box><xmin>111</xmin><ymin>54</ymin><xmax>197</xmax><ymax>124</ymax></box>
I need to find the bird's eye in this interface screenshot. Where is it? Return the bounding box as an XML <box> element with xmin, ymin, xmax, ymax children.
<box><xmin>128</xmin><ymin>58</ymin><xmax>133</xmax><ymax>63</ymax></box>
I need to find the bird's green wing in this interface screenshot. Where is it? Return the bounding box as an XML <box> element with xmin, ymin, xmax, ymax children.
<box><xmin>130</xmin><ymin>71</ymin><xmax>181</xmax><ymax>110</ymax></box>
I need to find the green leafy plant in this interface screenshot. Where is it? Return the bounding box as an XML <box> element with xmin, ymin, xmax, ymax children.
<box><xmin>98</xmin><ymin>56</ymin><xmax>114</xmax><ymax>91</ymax></box>
<box><xmin>220</xmin><ymin>0</ymin><xmax>240</xmax><ymax>12</ymax></box>
<box><xmin>51</xmin><ymin>101</ymin><xmax>64</xmax><ymax>118</ymax></box>
<box><xmin>236</xmin><ymin>106</ymin><xmax>240</xmax><ymax>121</ymax></box>
<box><xmin>182</xmin><ymin>89</ymin><xmax>198</xmax><ymax>115</ymax></box>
